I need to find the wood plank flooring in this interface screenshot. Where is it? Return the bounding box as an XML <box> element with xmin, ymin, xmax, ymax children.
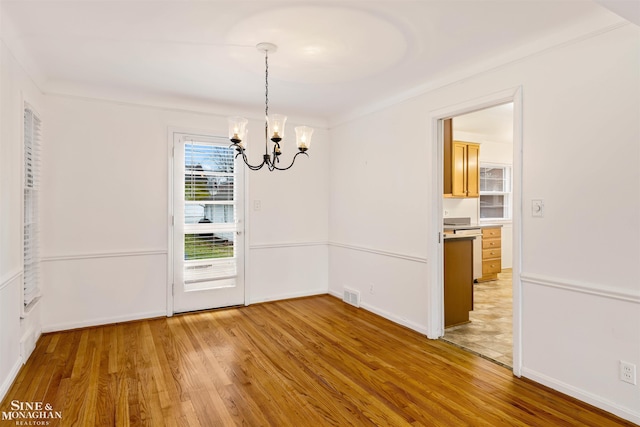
<box><xmin>1</xmin><ymin>295</ymin><xmax>634</xmax><ymax>426</ymax></box>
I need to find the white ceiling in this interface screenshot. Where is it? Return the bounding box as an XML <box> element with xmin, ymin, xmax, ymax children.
<box><xmin>454</xmin><ymin>103</ymin><xmax>514</xmax><ymax>145</ymax></box>
<box><xmin>0</xmin><ymin>1</ymin><xmax>629</xmax><ymax>124</ymax></box>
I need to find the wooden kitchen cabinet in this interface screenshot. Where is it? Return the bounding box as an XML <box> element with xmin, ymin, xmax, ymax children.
<box><xmin>443</xmin><ymin>119</ymin><xmax>480</xmax><ymax>198</ymax></box>
<box><xmin>444</xmin><ymin>237</ymin><xmax>474</xmax><ymax>327</ymax></box>
<box><xmin>478</xmin><ymin>226</ymin><xmax>502</xmax><ymax>282</ymax></box>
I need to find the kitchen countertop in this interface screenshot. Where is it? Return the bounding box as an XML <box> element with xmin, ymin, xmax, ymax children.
<box><xmin>443</xmin><ymin>234</ymin><xmax>478</xmax><ymax>240</ymax></box>
<box><xmin>443</xmin><ymin>223</ymin><xmax>504</xmax><ymax>231</ymax></box>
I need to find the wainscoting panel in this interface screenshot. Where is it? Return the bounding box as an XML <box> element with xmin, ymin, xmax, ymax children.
<box><xmin>328</xmin><ymin>243</ymin><xmax>429</xmax><ymax>334</ymax></box>
<box><xmin>248</xmin><ymin>242</ymin><xmax>329</xmax><ymax>304</ymax></box>
<box><xmin>0</xmin><ymin>272</ymin><xmax>22</xmax><ymax>402</ymax></box>
<box><xmin>521</xmin><ymin>277</ymin><xmax>640</xmax><ymax>424</ymax></box>
<box><xmin>41</xmin><ymin>252</ymin><xmax>167</xmax><ymax>332</ymax></box>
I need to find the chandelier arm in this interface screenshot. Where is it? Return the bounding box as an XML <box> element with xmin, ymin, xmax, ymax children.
<box><xmin>272</xmin><ymin>142</ymin><xmax>282</xmax><ymax>164</ymax></box>
<box><xmin>270</xmin><ymin>151</ymin><xmax>309</xmax><ymax>171</ymax></box>
<box><xmin>233</xmin><ymin>147</ymin><xmax>266</xmax><ymax>171</ymax></box>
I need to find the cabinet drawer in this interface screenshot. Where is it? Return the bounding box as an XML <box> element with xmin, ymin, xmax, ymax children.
<box><xmin>482</xmin><ymin>238</ymin><xmax>501</xmax><ymax>249</ymax></box>
<box><xmin>482</xmin><ymin>260</ymin><xmax>501</xmax><ymax>275</ymax></box>
<box><xmin>482</xmin><ymin>227</ymin><xmax>501</xmax><ymax>238</ymax></box>
<box><xmin>482</xmin><ymin>247</ymin><xmax>501</xmax><ymax>260</ymax></box>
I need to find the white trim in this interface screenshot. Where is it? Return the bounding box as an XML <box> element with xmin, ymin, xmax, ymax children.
<box><xmin>248</xmin><ymin>289</ymin><xmax>327</xmax><ymax>305</ymax></box>
<box><xmin>0</xmin><ymin>270</ymin><xmax>22</xmax><ymax>292</ymax></box>
<box><xmin>168</xmin><ymin>128</ymin><xmax>247</xmax><ymax>314</ymax></box>
<box><xmin>328</xmin><ymin>290</ymin><xmax>429</xmax><ymax>336</ymax></box>
<box><xmin>427</xmin><ymin>87</ymin><xmax>524</xmax><ymax>376</ymax></box>
<box><xmin>167</xmin><ymin>127</ymin><xmax>176</xmax><ymax>317</ymax></box>
<box><xmin>521</xmin><ymin>367</ymin><xmax>640</xmax><ymax>425</ymax></box>
<box><xmin>20</xmin><ymin>326</ymin><xmax>40</xmax><ymax>363</ymax></box>
<box><xmin>45</xmin><ymin>93</ymin><xmax>329</xmax><ymax>130</ymax></box>
<box><xmin>521</xmin><ymin>274</ymin><xmax>640</xmax><ymax>304</ymax></box>
<box><xmin>331</xmin><ymin>22</ymin><xmax>629</xmax><ymax>127</ymax></box>
<box><xmin>329</xmin><ymin>242</ymin><xmax>427</xmax><ymax>264</ymax></box>
<box><xmin>41</xmin><ymin>310</ymin><xmax>167</xmax><ymax>333</ymax></box>
<box><xmin>243</xmin><ymin>159</ymin><xmax>250</xmax><ymax>307</ymax></box>
<box><xmin>41</xmin><ymin>250</ymin><xmax>167</xmax><ymax>262</ymax></box>
<box><xmin>250</xmin><ymin>241</ymin><xmax>327</xmax><ymax>250</ymax></box>
<box><xmin>0</xmin><ymin>357</ymin><xmax>23</xmax><ymax>403</ymax></box>
<box><xmin>511</xmin><ymin>87</ymin><xmax>524</xmax><ymax>377</ymax></box>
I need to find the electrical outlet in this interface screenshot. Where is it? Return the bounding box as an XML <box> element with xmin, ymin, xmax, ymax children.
<box><xmin>253</xmin><ymin>200</ymin><xmax>262</xmax><ymax>211</ymax></box>
<box><xmin>369</xmin><ymin>284</ymin><xmax>375</xmax><ymax>295</ymax></box>
<box><xmin>620</xmin><ymin>361</ymin><xmax>637</xmax><ymax>385</ymax></box>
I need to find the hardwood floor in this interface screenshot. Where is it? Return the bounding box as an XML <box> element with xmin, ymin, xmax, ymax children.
<box><xmin>1</xmin><ymin>295</ymin><xmax>633</xmax><ymax>426</ymax></box>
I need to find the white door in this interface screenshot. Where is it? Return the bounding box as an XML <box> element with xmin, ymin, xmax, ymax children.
<box><xmin>172</xmin><ymin>132</ymin><xmax>245</xmax><ymax>313</ymax></box>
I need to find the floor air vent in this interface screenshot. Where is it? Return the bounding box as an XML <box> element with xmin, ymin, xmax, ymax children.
<box><xmin>343</xmin><ymin>288</ymin><xmax>360</xmax><ymax>308</ymax></box>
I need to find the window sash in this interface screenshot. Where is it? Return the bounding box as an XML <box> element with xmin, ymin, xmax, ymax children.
<box><xmin>479</xmin><ymin>164</ymin><xmax>512</xmax><ymax>221</ymax></box>
<box><xmin>182</xmin><ymin>141</ymin><xmax>238</xmax><ymax>285</ymax></box>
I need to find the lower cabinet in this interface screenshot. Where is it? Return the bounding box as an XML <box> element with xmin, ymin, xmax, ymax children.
<box><xmin>478</xmin><ymin>226</ymin><xmax>502</xmax><ymax>282</ymax></box>
<box><xmin>444</xmin><ymin>237</ymin><xmax>473</xmax><ymax>327</ymax></box>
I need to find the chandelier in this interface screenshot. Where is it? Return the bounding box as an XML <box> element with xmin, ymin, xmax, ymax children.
<box><xmin>228</xmin><ymin>43</ymin><xmax>314</xmax><ymax>171</ymax></box>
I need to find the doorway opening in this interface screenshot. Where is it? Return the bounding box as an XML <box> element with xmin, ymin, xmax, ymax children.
<box><xmin>441</xmin><ymin>103</ymin><xmax>515</xmax><ymax>367</ymax></box>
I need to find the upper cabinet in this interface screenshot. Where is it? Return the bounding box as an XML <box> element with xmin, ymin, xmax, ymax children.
<box><xmin>443</xmin><ymin>118</ymin><xmax>480</xmax><ymax>198</ymax></box>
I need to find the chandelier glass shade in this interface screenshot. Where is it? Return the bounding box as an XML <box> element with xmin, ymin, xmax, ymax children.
<box><xmin>228</xmin><ymin>43</ymin><xmax>314</xmax><ymax>171</ymax></box>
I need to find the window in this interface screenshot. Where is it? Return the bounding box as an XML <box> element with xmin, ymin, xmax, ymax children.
<box><xmin>479</xmin><ymin>164</ymin><xmax>511</xmax><ymax>221</ymax></box>
<box><xmin>24</xmin><ymin>105</ymin><xmax>42</xmax><ymax>309</ymax></box>
<box><xmin>183</xmin><ymin>141</ymin><xmax>237</xmax><ymax>289</ymax></box>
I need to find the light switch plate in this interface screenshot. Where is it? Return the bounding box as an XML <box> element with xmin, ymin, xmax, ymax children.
<box><xmin>532</xmin><ymin>199</ymin><xmax>544</xmax><ymax>217</ymax></box>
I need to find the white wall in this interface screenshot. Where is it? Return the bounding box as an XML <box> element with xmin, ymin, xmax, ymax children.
<box><xmin>0</xmin><ymin>37</ymin><xmax>45</xmax><ymax>399</ymax></box>
<box><xmin>329</xmin><ymin>24</ymin><xmax>640</xmax><ymax>423</ymax></box>
<box><xmin>40</xmin><ymin>95</ymin><xmax>329</xmax><ymax>331</ymax></box>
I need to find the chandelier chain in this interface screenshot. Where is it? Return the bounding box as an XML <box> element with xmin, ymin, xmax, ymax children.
<box><xmin>264</xmin><ymin>50</ymin><xmax>269</xmax><ymax>155</ymax></box>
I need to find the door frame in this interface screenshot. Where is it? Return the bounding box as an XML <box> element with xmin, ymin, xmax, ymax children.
<box><xmin>426</xmin><ymin>87</ymin><xmax>523</xmax><ymax>376</ymax></box>
<box><xmin>166</xmin><ymin>126</ymin><xmax>250</xmax><ymax>316</ymax></box>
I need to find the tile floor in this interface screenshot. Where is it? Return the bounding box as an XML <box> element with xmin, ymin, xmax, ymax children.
<box><xmin>442</xmin><ymin>269</ymin><xmax>513</xmax><ymax>367</ymax></box>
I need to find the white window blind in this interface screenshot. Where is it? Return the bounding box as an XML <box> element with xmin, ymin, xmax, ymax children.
<box><xmin>183</xmin><ymin>141</ymin><xmax>238</xmax><ymax>290</ymax></box>
<box><xmin>24</xmin><ymin>105</ymin><xmax>42</xmax><ymax>308</ymax></box>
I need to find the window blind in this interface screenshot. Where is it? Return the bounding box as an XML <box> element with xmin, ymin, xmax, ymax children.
<box><xmin>24</xmin><ymin>105</ymin><xmax>42</xmax><ymax>308</ymax></box>
<box><xmin>183</xmin><ymin>141</ymin><xmax>237</xmax><ymax>289</ymax></box>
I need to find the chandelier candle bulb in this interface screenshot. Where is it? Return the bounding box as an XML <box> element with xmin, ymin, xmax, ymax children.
<box><xmin>295</xmin><ymin>126</ymin><xmax>314</xmax><ymax>151</ymax></box>
<box><xmin>269</xmin><ymin>114</ymin><xmax>287</xmax><ymax>142</ymax></box>
<box><xmin>228</xmin><ymin>116</ymin><xmax>248</xmax><ymax>144</ymax></box>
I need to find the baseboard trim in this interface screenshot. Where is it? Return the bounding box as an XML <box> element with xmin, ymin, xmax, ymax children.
<box><xmin>521</xmin><ymin>367</ymin><xmax>640</xmax><ymax>425</ymax></box>
<box><xmin>41</xmin><ymin>310</ymin><xmax>167</xmax><ymax>333</ymax></box>
<box><xmin>41</xmin><ymin>249</ymin><xmax>167</xmax><ymax>263</ymax></box>
<box><xmin>329</xmin><ymin>242</ymin><xmax>427</xmax><ymax>264</ymax></box>
<box><xmin>248</xmin><ymin>289</ymin><xmax>327</xmax><ymax>305</ymax></box>
<box><xmin>328</xmin><ymin>289</ymin><xmax>429</xmax><ymax>336</ymax></box>
<box><xmin>0</xmin><ymin>357</ymin><xmax>23</xmax><ymax>403</ymax></box>
<box><xmin>521</xmin><ymin>273</ymin><xmax>640</xmax><ymax>304</ymax></box>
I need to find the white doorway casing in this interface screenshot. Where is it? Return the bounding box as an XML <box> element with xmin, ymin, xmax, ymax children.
<box><xmin>427</xmin><ymin>87</ymin><xmax>523</xmax><ymax>376</ymax></box>
<box><xmin>167</xmin><ymin>128</ymin><xmax>249</xmax><ymax>316</ymax></box>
